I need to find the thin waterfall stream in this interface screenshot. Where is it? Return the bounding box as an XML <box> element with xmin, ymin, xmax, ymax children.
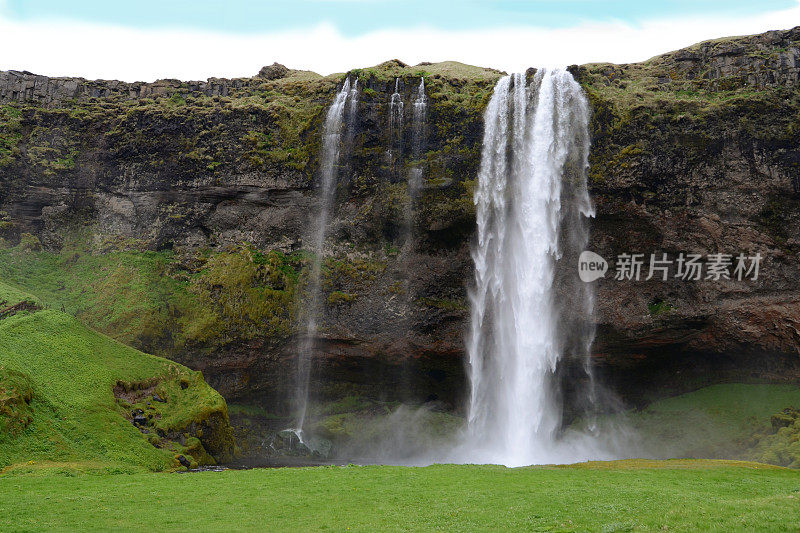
<box><xmin>408</xmin><ymin>77</ymin><xmax>426</xmax><ymax>199</ymax></box>
<box><xmin>293</xmin><ymin>78</ymin><xmax>358</xmax><ymax>442</ymax></box>
<box><xmin>400</xmin><ymin>77</ymin><xmax>427</xmax><ymax>252</ymax></box>
<box><xmin>388</xmin><ymin>78</ymin><xmax>404</xmax><ymax>174</ymax></box>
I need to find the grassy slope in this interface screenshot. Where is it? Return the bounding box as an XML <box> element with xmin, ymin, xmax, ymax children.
<box><xmin>0</xmin><ymin>280</ymin><xmax>36</xmax><ymax>308</ymax></box>
<box><xmin>0</xmin><ymin>281</ymin><xmax>231</xmax><ymax>471</ymax></box>
<box><xmin>0</xmin><ymin>461</ymin><xmax>798</xmax><ymax>531</ymax></box>
<box><xmin>0</xmin><ymin>243</ymin><xmax>199</xmax><ymax>349</ymax></box>
<box><xmin>624</xmin><ymin>384</ymin><xmax>800</xmax><ymax>461</ymax></box>
<box><xmin>0</xmin><ymin>242</ymin><xmax>302</xmax><ymax>358</ymax></box>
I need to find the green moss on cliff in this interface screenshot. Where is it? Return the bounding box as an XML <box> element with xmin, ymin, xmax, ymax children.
<box><xmin>0</xmin><ymin>104</ymin><xmax>23</xmax><ymax>167</ymax></box>
<box><xmin>331</xmin><ymin>60</ymin><xmax>496</xmax><ymax>251</ymax></box>
<box><xmin>747</xmin><ymin>407</ymin><xmax>800</xmax><ymax>467</ymax></box>
<box><xmin>578</xmin><ymin>30</ymin><xmax>800</xmax><ymax>194</ymax></box>
<box><xmin>417</xmin><ymin>177</ymin><xmax>477</xmax><ymax>247</ymax></box>
<box><xmin>327</xmin><ymin>290</ymin><xmax>356</xmax><ymax>306</ymax></box>
<box><xmin>0</xmin><ymin>368</ymin><xmax>34</xmax><ymax>436</ymax></box>
<box><xmin>186</xmin><ymin>245</ymin><xmax>300</xmax><ymax>345</ymax></box>
<box><xmin>417</xmin><ymin>296</ymin><xmax>468</xmax><ymax>312</ymax></box>
<box><xmin>323</xmin><ymin>255</ymin><xmax>386</xmax><ymax>286</ymax></box>
<box><xmin>0</xmin><ymin>69</ymin><xmax>338</xmax><ymax>190</ymax></box>
<box><xmin>621</xmin><ymin>383</ymin><xmax>800</xmax><ymax>463</ymax></box>
<box><xmin>0</xmin><ymin>240</ymin><xmax>303</xmax><ymax>358</ymax></box>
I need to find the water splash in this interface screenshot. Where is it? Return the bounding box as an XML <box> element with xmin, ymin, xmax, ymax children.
<box><xmin>293</xmin><ymin>77</ymin><xmax>357</xmax><ymax>441</ymax></box>
<box><xmin>461</xmin><ymin>69</ymin><xmax>608</xmax><ymax>466</ymax></box>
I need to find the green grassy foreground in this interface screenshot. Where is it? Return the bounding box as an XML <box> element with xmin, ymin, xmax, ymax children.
<box><xmin>0</xmin><ymin>461</ymin><xmax>798</xmax><ymax>531</ymax></box>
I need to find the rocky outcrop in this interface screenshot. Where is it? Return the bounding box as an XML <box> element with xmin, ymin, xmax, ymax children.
<box><xmin>1</xmin><ymin>29</ymin><xmax>799</xmax><ymax>412</ymax></box>
<box><xmin>258</xmin><ymin>63</ymin><xmax>289</xmax><ymax>80</ymax></box>
<box><xmin>113</xmin><ymin>375</ymin><xmax>237</xmax><ymax>466</ymax></box>
<box><xmin>660</xmin><ymin>27</ymin><xmax>800</xmax><ymax>89</ymax></box>
<box><xmin>573</xmin><ymin>26</ymin><xmax>800</xmax><ymax>91</ymax></box>
<box><xmin>0</xmin><ymin>369</ymin><xmax>34</xmax><ymax>436</ymax></box>
<box><xmin>0</xmin><ymin>68</ymin><xmax>274</xmax><ymax>105</ymax></box>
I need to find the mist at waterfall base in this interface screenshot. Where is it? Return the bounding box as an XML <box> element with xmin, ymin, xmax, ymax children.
<box><xmin>292</xmin><ymin>71</ymin><xmax>636</xmax><ymax>467</ymax></box>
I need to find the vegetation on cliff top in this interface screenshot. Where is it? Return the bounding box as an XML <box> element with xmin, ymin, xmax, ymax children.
<box><xmin>576</xmin><ymin>29</ymin><xmax>800</xmax><ymax>193</ymax></box>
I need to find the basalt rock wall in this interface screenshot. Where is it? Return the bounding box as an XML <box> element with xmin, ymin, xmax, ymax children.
<box><xmin>1</xmin><ymin>28</ymin><xmax>799</xmax><ymax>410</ymax></box>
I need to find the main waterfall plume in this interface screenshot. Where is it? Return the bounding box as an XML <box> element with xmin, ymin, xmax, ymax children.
<box><xmin>462</xmin><ymin>69</ymin><xmax>601</xmax><ymax>466</ymax></box>
<box><xmin>293</xmin><ymin>78</ymin><xmax>357</xmax><ymax>440</ymax></box>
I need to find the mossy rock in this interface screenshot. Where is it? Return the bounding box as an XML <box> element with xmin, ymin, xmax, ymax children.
<box><xmin>327</xmin><ymin>291</ymin><xmax>356</xmax><ymax>306</ymax></box>
<box><xmin>114</xmin><ymin>371</ymin><xmax>237</xmax><ymax>466</ymax></box>
<box><xmin>746</xmin><ymin>407</ymin><xmax>800</xmax><ymax>468</ymax></box>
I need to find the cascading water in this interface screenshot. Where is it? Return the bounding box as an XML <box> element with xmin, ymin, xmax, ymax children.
<box><xmin>408</xmin><ymin>77</ymin><xmax>427</xmax><ymax>198</ymax></box>
<box><xmin>293</xmin><ymin>77</ymin><xmax>357</xmax><ymax>441</ymax></box>
<box><xmin>462</xmin><ymin>68</ymin><xmax>602</xmax><ymax>466</ymax></box>
<box><xmin>398</xmin><ymin>77</ymin><xmax>427</xmax><ymax>253</ymax></box>
<box><xmin>344</xmin><ymin>78</ymin><xmax>359</xmax><ymax>149</ymax></box>
<box><xmin>387</xmin><ymin>78</ymin><xmax>404</xmax><ymax>172</ymax></box>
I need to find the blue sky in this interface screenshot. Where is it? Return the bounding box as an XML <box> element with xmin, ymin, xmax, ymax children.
<box><xmin>4</xmin><ymin>0</ymin><xmax>797</xmax><ymax>34</ymax></box>
<box><xmin>0</xmin><ymin>1</ymin><xmax>798</xmax><ymax>80</ymax></box>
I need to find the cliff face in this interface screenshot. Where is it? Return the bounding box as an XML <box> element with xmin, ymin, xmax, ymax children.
<box><xmin>573</xmin><ymin>26</ymin><xmax>800</xmax><ymax>403</ymax></box>
<box><xmin>1</xmin><ymin>28</ymin><xmax>799</xmax><ymax>411</ymax></box>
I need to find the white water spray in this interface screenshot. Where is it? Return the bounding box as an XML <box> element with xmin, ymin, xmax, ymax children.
<box><xmin>293</xmin><ymin>77</ymin><xmax>357</xmax><ymax>440</ymax></box>
<box><xmin>461</xmin><ymin>69</ymin><xmax>609</xmax><ymax>466</ymax></box>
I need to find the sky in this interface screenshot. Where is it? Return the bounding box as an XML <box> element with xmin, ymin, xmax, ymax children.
<box><xmin>0</xmin><ymin>0</ymin><xmax>799</xmax><ymax>81</ymax></box>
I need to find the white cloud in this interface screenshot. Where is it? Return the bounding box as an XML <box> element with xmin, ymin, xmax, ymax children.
<box><xmin>0</xmin><ymin>3</ymin><xmax>798</xmax><ymax>82</ymax></box>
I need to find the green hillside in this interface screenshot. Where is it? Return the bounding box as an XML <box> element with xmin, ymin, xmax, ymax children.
<box><xmin>0</xmin><ymin>281</ymin><xmax>235</xmax><ymax>472</ymax></box>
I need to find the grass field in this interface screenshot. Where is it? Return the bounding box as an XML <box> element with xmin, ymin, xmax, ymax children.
<box><xmin>0</xmin><ymin>460</ymin><xmax>798</xmax><ymax>531</ymax></box>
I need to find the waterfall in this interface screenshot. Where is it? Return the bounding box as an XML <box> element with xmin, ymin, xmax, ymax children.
<box><xmin>396</xmin><ymin>77</ymin><xmax>428</xmax><ymax>254</ymax></box>
<box><xmin>462</xmin><ymin>69</ymin><xmax>599</xmax><ymax>466</ymax></box>
<box><xmin>293</xmin><ymin>77</ymin><xmax>357</xmax><ymax>441</ymax></box>
<box><xmin>388</xmin><ymin>78</ymin><xmax>404</xmax><ymax>173</ymax></box>
<box><xmin>408</xmin><ymin>77</ymin><xmax>426</xmax><ymax>198</ymax></box>
<box><xmin>344</xmin><ymin>78</ymin><xmax>359</xmax><ymax>149</ymax></box>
